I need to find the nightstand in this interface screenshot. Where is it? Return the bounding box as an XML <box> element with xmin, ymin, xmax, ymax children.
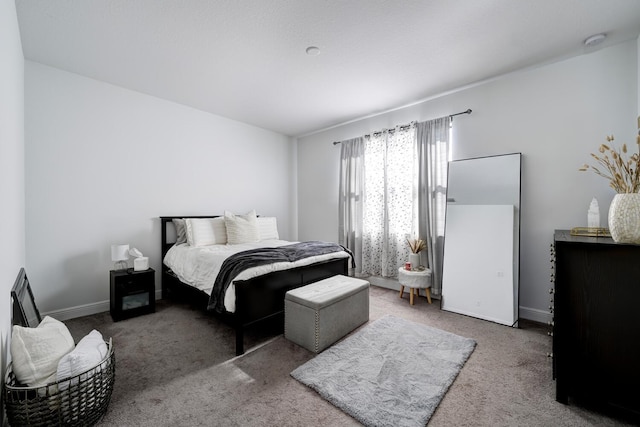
<box><xmin>110</xmin><ymin>268</ymin><xmax>155</xmax><ymax>321</ymax></box>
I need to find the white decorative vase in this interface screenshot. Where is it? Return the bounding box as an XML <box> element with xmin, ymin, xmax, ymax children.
<box><xmin>409</xmin><ymin>253</ymin><xmax>421</xmax><ymax>269</ymax></box>
<box><xmin>608</xmin><ymin>193</ymin><xmax>640</xmax><ymax>243</ymax></box>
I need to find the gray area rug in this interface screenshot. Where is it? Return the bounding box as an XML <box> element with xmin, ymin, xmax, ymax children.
<box><xmin>291</xmin><ymin>315</ymin><xmax>476</xmax><ymax>427</ymax></box>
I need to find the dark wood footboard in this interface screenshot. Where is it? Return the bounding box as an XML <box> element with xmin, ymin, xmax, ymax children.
<box><xmin>160</xmin><ymin>216</ymin><xmax>349</xmax><ymax>355</ymax></box>
<box><xmin>233</xmin><ymin>257</ymin><xmax>348</xmax><ymax>354</ymax></box>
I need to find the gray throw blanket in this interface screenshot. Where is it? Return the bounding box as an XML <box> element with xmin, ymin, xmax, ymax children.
<box><xmin>207</xmin><ymin>241</ymin><xmax>353</xmax><ymax>313</ymax></box>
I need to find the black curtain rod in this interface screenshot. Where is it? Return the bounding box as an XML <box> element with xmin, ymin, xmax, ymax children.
<box><xmin>450</xmin><ymin>108</ymin><xmax>472</xmax><ymax>118</ymax></box>
<box><xmin>332</xmin><ymin>109</ymin><xmax>472</xmax><ymax>145</ymax></box>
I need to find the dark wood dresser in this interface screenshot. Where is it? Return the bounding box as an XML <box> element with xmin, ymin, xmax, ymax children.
<box><xmin>552</xmin><ymin>230</ymin><xmax>640</xmax><ymax>418</ymax></box>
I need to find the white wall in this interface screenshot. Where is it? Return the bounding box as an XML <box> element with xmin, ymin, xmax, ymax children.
<box><xmin>0</xmin><ymin>1</ymin><xmax>25</xmax><ymax>423</ymax></box>
<box><xmin>25</xmin><ymin>62</ymin><xmax>294</xmax><ymax>317</ymax></box>
<box><xmin>297</xmin><ymin>39</ymin><xmax>638</xmax><ymax>323</ymax></box>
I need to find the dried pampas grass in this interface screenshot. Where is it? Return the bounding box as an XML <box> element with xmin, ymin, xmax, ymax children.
<box><xmin>407</xmin><ymin>238</ymin><xmax>426</xmax><ymax>254</ymax></box>
<box><xmin>580</xmin><ymin>134</ymin><xmax>640</xmax><ymax>193</ymax></box>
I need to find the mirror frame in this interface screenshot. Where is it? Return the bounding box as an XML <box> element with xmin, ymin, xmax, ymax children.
<box><xmin>11</xmin><ymin>268</ymin><xmax>43</xmax><ymax>327</ymax></box>
<box><xmin>441</xmin><ymin>152</ymin><xmax>522</xmax><ymax>326</ymax></box>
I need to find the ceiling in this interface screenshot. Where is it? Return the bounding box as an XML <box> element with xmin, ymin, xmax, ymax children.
<box><xmin>15</xmin><ymin>0</ymin><xmax>640</xmax><ymax>137</ymax></box>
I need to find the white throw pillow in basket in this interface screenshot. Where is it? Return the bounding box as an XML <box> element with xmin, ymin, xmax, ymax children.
<box><xmin>10</xmin><ymin>316</ymin><xmax>75</xmax><ymax>387</ymax></box>
<box><xmin>56</xmin><ymin>329</ymin><xmax>108</xmax><ymax>390</ymax></box>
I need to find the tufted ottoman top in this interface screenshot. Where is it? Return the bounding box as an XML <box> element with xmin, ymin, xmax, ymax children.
<box><xmin>285</xmin><ymin>275</ymin><xmax>369</xmax><ymax>310</ymax></box>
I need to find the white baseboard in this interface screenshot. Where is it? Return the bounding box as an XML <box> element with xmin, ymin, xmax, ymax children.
<box><xmin>368</xmin><ymin>276</ymin><xmax>401</xmax><ymax>291</ymax></box>
<box><xmin>43</xmin><ymin>300</ymin><xmax>110</xmax><ymax>321</ymax></box>
<box><xmin>43</xmin><ymin>290</ymin><xmax>163</xmax><ymax>321</ymax></box>
<box><xmin>368</xmin><ymin>276</ymin><xmax>551</xmax><ymax>325</ymax></box>
<box><xmin>518</xmin><ymin>306</ymin><xmax>552</xmax><ymax>324</ymax></box>
<box><xmin>44</xmin><ymin>287</ymin><xmax>551</xmax><ymax>326</ymax></box>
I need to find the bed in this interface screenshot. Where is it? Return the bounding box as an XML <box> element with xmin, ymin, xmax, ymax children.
<box><xmin>160</xmin><ymin>214</ymin><xmax>351</xmax><ymax>355</ymax></box>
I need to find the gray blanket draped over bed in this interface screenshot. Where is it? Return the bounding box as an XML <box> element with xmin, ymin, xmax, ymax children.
<box><xmin>207</xmin><ymin>241</ymin><xmax>353</xmax><ymax>313</ymax></box>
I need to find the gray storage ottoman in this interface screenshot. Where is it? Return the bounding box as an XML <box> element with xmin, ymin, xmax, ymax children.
<box><xmin>284</xmin><ymin>274</ymin><xmax>370</xmax><ymax>353</ymax></box>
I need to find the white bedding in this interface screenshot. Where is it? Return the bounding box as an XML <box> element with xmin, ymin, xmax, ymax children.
<box><xmin>163</xmin><ymin>240</ymin><xmax>350</xmax><ymax>313</ymax></box>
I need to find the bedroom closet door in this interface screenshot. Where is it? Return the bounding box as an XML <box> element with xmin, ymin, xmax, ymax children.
<box><xmin>441</xmin><ymin>153</ymin><xmax>521</xmax><ymax>327</ymax></box>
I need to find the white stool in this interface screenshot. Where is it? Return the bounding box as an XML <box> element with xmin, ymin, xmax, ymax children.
<box><xmin>398</xmin><ymin>266</ymin><xmax>432</xmax><ymax>305</ymax></box>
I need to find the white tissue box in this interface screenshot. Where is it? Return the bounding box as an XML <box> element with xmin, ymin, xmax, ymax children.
<box><xmin>134</xmin><ymin>257</ymin><xmax>149</xmax><ymax>271</ymax></box>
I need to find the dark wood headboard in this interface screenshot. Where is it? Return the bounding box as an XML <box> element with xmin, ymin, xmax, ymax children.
<box><xmin>160</xmin><ymin>216</ymin><xmax>222</xmax><ymax>299</ymax></box>
<box><xmin>159</xmin><ymin>216</ymin><xmax>221</xmax><ymax>261</ymax></box>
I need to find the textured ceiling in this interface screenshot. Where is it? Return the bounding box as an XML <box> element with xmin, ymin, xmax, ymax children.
<box><xmin>15</xmin><ymin>0</ymin><xmax>640</xmax><ymax>136</ymax></box>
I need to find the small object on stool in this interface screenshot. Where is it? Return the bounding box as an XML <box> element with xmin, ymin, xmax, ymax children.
<box><xmin>398</xmin><ymin>266</ymin><xmax>432</xmax><ymax>305</ymax></box>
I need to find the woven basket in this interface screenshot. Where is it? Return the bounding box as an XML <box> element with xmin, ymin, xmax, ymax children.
<box><xmin>4</xmin><ymin>338</ymin><xmax>115</xmax><ymax>427</ymax></box>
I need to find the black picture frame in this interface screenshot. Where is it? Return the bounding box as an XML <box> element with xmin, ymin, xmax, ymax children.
<box><xmin>11</xmin><ymin>268</ymin><xmax>42</xmax><ymax>327</ymax></box>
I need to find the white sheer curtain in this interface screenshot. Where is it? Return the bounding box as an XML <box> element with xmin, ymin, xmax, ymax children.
<box><xmin>338</xmin><ymin>137</ymin><xmax>365</xmax><ymax>276</ymax></box>
<box><xmin>416</xmin><ymin>117</ymin><xmax>451</xmax><ymax>295</ymax></box>
<box><xmin>338</xmin><ymin>117</ymin><xmax>450</xmax><ymax>286</ymax></box>
<box><xmin>361</xmin><ymin>126</ymin><xmax>417</xmax><ymax>277</ymax></box>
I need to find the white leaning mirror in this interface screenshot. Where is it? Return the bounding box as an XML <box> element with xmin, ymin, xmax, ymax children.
<box><xmin>441</xmin><ymin>153</ymin><xmax>521</xmax><ymax>327</ymax></box>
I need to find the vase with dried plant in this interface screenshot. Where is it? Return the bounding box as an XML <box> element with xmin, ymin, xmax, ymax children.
<box><xmin>580</xmin><ymin>128</ymin><xmax>640</xmax><ymax>243</ymax></box>
<box><xmin>406</xmin><ymin>238</ymin><xmax>426</xmax><ymax>269</ymax></box>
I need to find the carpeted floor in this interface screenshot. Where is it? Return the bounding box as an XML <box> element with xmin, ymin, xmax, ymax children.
<box><xmin>64</xmin><ymin>286</ymin><xmax>635</xmax><ymax>426</ymax></box>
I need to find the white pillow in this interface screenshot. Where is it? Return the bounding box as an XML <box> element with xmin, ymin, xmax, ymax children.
<box><xmin>185</xmin><ymin>217</ymin><xmax>227</xmax><ymax>246</ymax></box>
<box><xmin>56</xmin><ymin>330</ymin><xmax>108</xmax><ymax>391</ymax></box>
<box><xmin>11</xmin><ymin>316</ymin><xmax>75</xmax><ymax>387</ymax></box>
<box><xmin>224</xmin><ymin>210</ymin><xmax>260</xmax><ymax>244</ymax></box>
<box><xmin>172</xmin><ymin>218</ymin><xmax>187</xmax><ymax>245</ymax></box>
<box><xmin>256</xmin><ymin>217</ymin><xmax>279</xmax><ymax>240</ymax></box>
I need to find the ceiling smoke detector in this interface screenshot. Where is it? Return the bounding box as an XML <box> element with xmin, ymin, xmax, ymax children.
<box><xmin>584</xmin><ymin>33</ymin><xmax>606</xmax><ymax>47</ymax></box>
<box><xmin>305</xmin><ymin>46</ymin><xmax>321</xmax><ymax>56</ymax></box>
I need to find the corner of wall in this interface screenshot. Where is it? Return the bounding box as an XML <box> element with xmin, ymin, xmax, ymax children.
<box><xmin>0</xmin><ymin>1</ymin><xmax>25</xmax><ymax>425</ymax></box>
<box><xmin>290</xmin><ymin>136</ymin><xmax>299</xmax><ymax>241</ymax></box>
